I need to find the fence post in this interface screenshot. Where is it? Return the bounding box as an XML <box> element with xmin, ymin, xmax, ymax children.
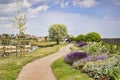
<box><xmin>16</xmin><ymin>46</ymin><xmax>18</xmax><ymax>57</ymax></box>
<box><xmin>3</xmin><ymin>46</ymin><xmax>5</xmax><ymax>57</ymax></box>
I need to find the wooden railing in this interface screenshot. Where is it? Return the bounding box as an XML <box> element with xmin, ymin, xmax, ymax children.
<box><xmin>0</xmin><ymin>45</ymin><xmax>32</xmax><ymax>57</ymax></box>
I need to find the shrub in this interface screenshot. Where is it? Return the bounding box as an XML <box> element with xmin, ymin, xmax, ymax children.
<box><xmin>76</xmin><ymin>34</ymin><xmax>86</xmax><ymax>42</ymax></box>
<box><xmin>100</xmin><ymin>42</ymin><xmax>120</xmax><ymax>55</ymax></box>
<box><xmin>86</xmin><ymin>32</ymin><xmax>101</xmax><ymax>42</ymax></box>
<box><xmin>77</xmin><ymin>42</ymin><xmax>87</xmax><ymax>47</ymax></box>
<box><xmin>64</xmin><ymin>52</ymin><xmax>87</xmax><ymax>64</ymax></box>
<box><xmin>96</xmin><ymin>54</ymin><xmax>109</xmax><ymax>60</ymax></box>
<box><xmin>1</xmin><ymin>34</ymin><xmax>11</xmax><ymax>45</ymax></box>
<box><xmin>72</xmin><ymin>54</ymin><xmax>108</xmax><ymax>69</ymax></box>
<box><xmin>82</xmin><ymin>55</ymin><xmax>120</xmax><ymax>79</ymax></box>
<box><xmin>69</xmin><ymin>36</ymin><xmax>76</xmax><ymax>41</ymax></box>
<box><xmin>78</xmin><ymin>42</ymin><xmax>109</xmax><ymax>55</ymax></box>
<box><xmin>108</xmin><ymin>67</ymin><xmax>120</xmax><ymax>80</ymax></box>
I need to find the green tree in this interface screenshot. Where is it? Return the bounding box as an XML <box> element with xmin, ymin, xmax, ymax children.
<box><xmin>44</xmin><ymin>36</ymin><xmax>48</xmax><ymax>41</ymax></box>
<box><xmin>76</xmin><ymin>34</ymin><xmax>86</xmax><ymax>42</ymax></box>
<box><xmin>1</xmin><ymin>34</ymin><xmax>11</xmax><ymax>45</ymax></box>
<box><xmin>86</xmin><ymin>32</ymin><xmax>101</xmax><ymax>42</ymax></box>
<box><xmin>13</xmin><ymin>0</ymin><xmax>26</xmax><ymax>38</ymax></box>
<box><xmin>49</xmin><ymin>24</ymin><xmax>67</xmax><ymax>44</ymax></box>
<box><xmin>69</xmin><ymin>36</ymin><xmax>76</xmax><ymax>41</ymax></box>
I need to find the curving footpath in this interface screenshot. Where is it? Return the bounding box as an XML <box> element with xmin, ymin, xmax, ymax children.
<box><xmin>16</xmin><ymin>44</ymin><xmax>73</xmax><ymax>80</ymax></box>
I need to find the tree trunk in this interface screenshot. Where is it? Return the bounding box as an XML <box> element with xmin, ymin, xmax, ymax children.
<box><xmin>56</xmin><ymin>39</ymin><xmax>59</xmax><ymax>44</ymax></box>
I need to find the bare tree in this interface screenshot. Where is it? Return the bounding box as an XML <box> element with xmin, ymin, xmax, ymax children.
<box><xmin>13</xmin><ymin>0</ymin><xmax>26</xmax><ymax>38</ymax></box>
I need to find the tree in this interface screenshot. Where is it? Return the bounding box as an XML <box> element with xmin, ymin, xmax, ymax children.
<box><xmin>76</xmin><ymin>34</ymin><xmax>86</xmax><ymax>42</ymax></box>
<box><xmin>69</xmin><ymin>36</ymin><xmax>76</xmax><ymax>41</ymax></box>
<box><xmin>13</xmin><ymin>0</ymin><xmax>26</xmax><ymax>38</ymax></box>
<box><xmin>49</xmin><ymin>24</ymin><xmax>67</xmax><ymax>44</ymax></box>
<box><xmin>1</xmin><ymin>34</ymin><xmax>11</xmax><ymax>45</ymax></box>
<box><xmin>86</xmin><ymin>32</ymin><xmax>101</xmax><ymax>42</ymax></box>
<box><xmin>44</xmin><ymin>36</ymin><xmax>48</xmax><ymax>41</ymax></box>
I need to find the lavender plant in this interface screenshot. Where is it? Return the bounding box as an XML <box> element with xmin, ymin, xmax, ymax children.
<box><xmin>64</xmin><ymin>52</ymin><xmax>87</xmax><ymax>64</ymax></box>
<box><xmin>72</xmin><ymin>54</ymin><xmax>108</xmax><ymax>69</ymax></box>
<box><xmin>96</xmin><ymin>54</ymin><xmax>108</xmax><ymax>60</ymax></box>
<box><xmin>77</xmin><ymin>42</ymin><xmax>87</xmax><ymax>47</ymax></box>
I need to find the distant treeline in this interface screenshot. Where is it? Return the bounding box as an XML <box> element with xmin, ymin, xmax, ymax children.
<box><xmin>102</xmin><ymin>38</ymin><xmax>120</xmax><ymax>45</ymax></box>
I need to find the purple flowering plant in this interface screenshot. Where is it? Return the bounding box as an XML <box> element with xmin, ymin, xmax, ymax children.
<box><xmin>64</xmin><ymin>52</ymin><xmax>87</xmax><ymax>64</ymax></box>
<box><xmin>72</xmin><ymin>54</ymin><xmax>108</xmax><ymax>69</ymax></box>
<box><xmin>77</xmin><ymin>42</ymin><xmax>87</xmax><ymax>47</ymax></box>
<box><xmin>96</xmin><ymin>54</ymin><xmax>108</xmax><ymax>60</ymax></box>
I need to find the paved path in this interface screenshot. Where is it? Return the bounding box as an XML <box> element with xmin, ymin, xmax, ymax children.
<box><xmin>16</xmin><ymin>44</ymin><xmax>73</xmax><ymax>80</ymax></box>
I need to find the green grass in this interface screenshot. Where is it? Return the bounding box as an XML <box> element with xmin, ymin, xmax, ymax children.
<box><xmin>70</xmin><ymin>44</ymin><xmax>86</xmax><ymax>52</ymax></box>
<box><xmin>37</xmin><ymin>41</ymin><xmax>57</xmax><ymax>47</ymax></box>
<box><xmin>52</xmin><ymin>58</ymin><xmax>93</xmax><ymax>80</ymax></box>
<box><xmin>0</xmin><ymin>43</ymin><xmax>65</xmax><ymax>80</ymax></box>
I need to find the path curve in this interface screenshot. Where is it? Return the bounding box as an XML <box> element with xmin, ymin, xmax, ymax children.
<box><xmin>16</xmin><ymin>44</ymin><xmax>73</xmax><ymax>80</ymax></box>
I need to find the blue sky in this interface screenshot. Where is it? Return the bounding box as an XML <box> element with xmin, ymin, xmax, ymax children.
<box><xmin>0</xmin><ymin>0</ymin><xmax>120</xmax><ymax>38</ymax></box>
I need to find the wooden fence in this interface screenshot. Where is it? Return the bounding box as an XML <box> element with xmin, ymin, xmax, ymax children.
<box><xmin>0</xmin><ymin>45</ymin><xmax>32</xmax><ymax>57</ymax></box>
<box><xmin>102</xmin><ymin>38</ymin><xmax>120</xmax><ymax>45</ymax></box>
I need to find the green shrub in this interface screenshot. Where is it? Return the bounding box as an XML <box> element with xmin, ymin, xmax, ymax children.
<box><xmin>86</xmin><ymin>32</ymin><xmax>101</xmax><ymax>42</ymax></box>
<box><xmin>1</xmin><ymin>34</ymin><xmax>11</xmax><ymax>45</ymax></box>
<box><xmin>101</xmin><ymin>42</ymin><xmax>120</xmax><ymax>55</ymax></box>
<box><xmin>74</xmin><ymin>42</ymin><xmax>120</xmax><ymax>55</ymax></box>
<box><xmin>78</xmin><ymin>42</ymin><xmax>108</xmax><ymax>55</ymax></box>
<box><xmin>76</xmin><ymin>34</ymin><xmax>86</xmax><ymax>42</ymax></box>
<box><xmin>72</xmin><ymin>54</ymin><xmax>108</xmax><ymax>69</ymax></box>
<box><xmin>82</xmin><ymin>55</ymin><xmax>120</xmax><ymax>79</ymax></box>
<box><xmin>69</xmin><ymin>36</ymin><xmax>76</xmax><ymax>41</ymax></box>
<box><xmin>108</xmin><ymin>67</ymin><xmax>120</xmax><ymax>80</ymax></box>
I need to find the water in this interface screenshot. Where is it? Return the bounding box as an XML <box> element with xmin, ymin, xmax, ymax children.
<box><xmin>0</xmin><ymin>45</ymin><xmax>39</xmax><ymax>57</ymax></box>
<box><xmin>28</xmin><ymin>46</ymin><xmax>38</xmax><ymax>52</ymax></box>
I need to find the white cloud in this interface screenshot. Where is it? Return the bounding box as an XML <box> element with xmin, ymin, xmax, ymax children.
<box><xmin>60</xmin><ymin>2</ymin><xmax>69</xmax><ymax>8</ymax></box>
<box><xmin>35</xmin><ymin>5</ymin><xmax>49</xmax><ymax>11</ymax></box>
<box><xmin>0</xmin><ymin>17</ymin><xmax>11</xmax><ymax>24</ymax></box>
<box><xmin>29</xmin><ymin>0</ymin><xmax>99</xmax><ymax>8</ymax></box>
<box><xmin>30</xmin><ymin>0</ymin><xmax>43</xmax><ymax>3</ymax></box>
<box><xmin>0</xmin><ymin>0</ymin><xmax>120</xmax><ymax>38</ymax></box>
<box><xmin>72</xmin><ymin>0</ymin><xmax>99</xmax><ymax>8</ymax></box>
<box><xmin>0</xmin><ymin>3</ymin><xmax>16</xmax><ymax>13</ymax></box>
<box><xmin>29</xmin><ymin>0</ymin><xmax>52</xmax><ymax>5</ymax></box>
<box><xmin>0</xmin><ymin>10</ymin><xmax>120</xmax><ymax>38</ymax></box>
<box><xmin>14</xmin><ymin>0</ymin><xmax>32</xmax><ymax>9</ymax></box>
<box><xmin>0</xmin><ymin>17</ymin><xmax>9</xmax><ymax>21</ymax></box>
<box><xmin>27</xmin><ymin>5</ymin><xmax>50</xmax><ymax>18</ymax></box>
<box><xmin>0</xmin><ymin>17</ymin><xmax>12</xmax><ymax>34</ymax></box>
<box><xmin>0</xmin><ymin>0</ymin><xmax>99</xmax><ymax>16</ymax></box>
<box><xmin>26</xmin><ymin>11</ymin><xmax>120</xmax><ymax>37</ymax></box>
<box><xmin>22</xmin><ymin>0</ymin><xmax>31</xmax><ymax>8</ymax></box>
<box><xmin>29</xmin><ymin>0</ymin><xmax>69</xmax><ymax>8</ymax></box>
<box><xmin>0</xmin><ymin>0</ymin><xmax>31</xmax><ymax>16</ymax></box>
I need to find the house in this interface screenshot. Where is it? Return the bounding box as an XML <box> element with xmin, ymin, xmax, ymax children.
<box><xmin>38</xmin><ymin>37</ymin><xmax>45</xmax><ymax>42</ymax></box>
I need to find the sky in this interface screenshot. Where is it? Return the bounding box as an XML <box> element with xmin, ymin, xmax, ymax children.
<box><xmin>0</xmin><ymin>0</ymin><xmax>120</xmax><ymax>38</ymax></box>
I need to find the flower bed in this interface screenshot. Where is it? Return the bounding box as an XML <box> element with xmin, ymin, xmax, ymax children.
<box><xmin>64</xmin><ymin>42</ymin><xmax>120</xmax><ymax>80</ymax></box>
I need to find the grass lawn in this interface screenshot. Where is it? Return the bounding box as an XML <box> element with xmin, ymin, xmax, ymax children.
<box><xmin>37</xmin><ymin>41</ymin><xmax>57</xmax><ymax>47</ymax></box>
<box><xmin>52</xmin><ymin>58</ymin><xmax>93</xmax><ymax>80</ymax></box>
<box><xmin>0</xmin><ymin>42</ymin><xmax>65</xmax><ymax>80</ymax></box>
